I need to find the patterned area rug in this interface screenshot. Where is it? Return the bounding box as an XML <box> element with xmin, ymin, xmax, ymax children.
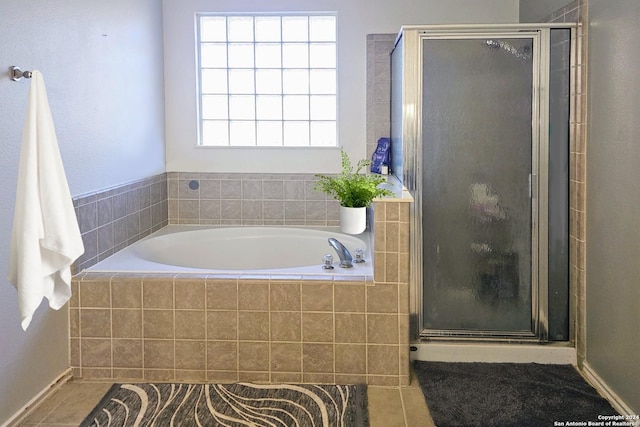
<box><xmin>414</xmin><ymin>361</ymin><xmax>619</xmax><ymax>427</ymax></box>
<box><xmin>80</xmin><ymin>383</ymin><xmax>369</xmax><ymax>427</ymax></box>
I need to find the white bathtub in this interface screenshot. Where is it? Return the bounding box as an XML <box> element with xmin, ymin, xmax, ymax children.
<box><xmin>87</xmin><ymin>225</ymin><xmax>372</xmax><ymax>276</ymax></box>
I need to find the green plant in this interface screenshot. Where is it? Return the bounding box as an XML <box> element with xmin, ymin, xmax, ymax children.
<box><xmin>314</xmin><ymin>150</ymin><xmax>393</xmax><ymax>207</ymax></box>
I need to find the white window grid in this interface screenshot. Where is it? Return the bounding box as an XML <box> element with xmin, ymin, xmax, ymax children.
<box><xmin>197</xmin><ymin>13</ymin><xmax>337</xmax><ymax>147</ymax></box>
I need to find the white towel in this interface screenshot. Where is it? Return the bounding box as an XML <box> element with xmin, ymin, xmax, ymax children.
<box><xmin>7</xmin><ymin>70</ymin><xmax>85</xmax><ymax>331</ymax></box>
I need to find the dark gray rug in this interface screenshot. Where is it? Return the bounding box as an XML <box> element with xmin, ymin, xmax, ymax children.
<box><xmin>81</xmin><ymin>383</ymin><xmax>368</xmax><ymax>427</ymax></box>
<box><xmin>414</xmin><ymin>361</ymin><xmax>619</xmax><ymax>427</ymax></box>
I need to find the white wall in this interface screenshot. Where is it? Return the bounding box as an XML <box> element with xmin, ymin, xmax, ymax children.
<box><xmin>519</xmin><ymin>0</ymin><xmax>569</xmax><ymax>22</ymax></box>
<box><xmin>0</xmin><ymin>0</ymin><xmax>165</xmax><ymax>422</ymax></box>
<box><xmin>162</xmin><ymin>0</ymin><xmax>519</xmax><ymax>174</ymax></box>
<box><xmin>585</xmin><ymin>0</ymin><xmax>640</xmax><ymax>414</ymax></box>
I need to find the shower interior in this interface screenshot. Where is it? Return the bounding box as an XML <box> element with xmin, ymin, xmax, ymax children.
<box><xmin>390</xmin><ymin>24</ymin><xmax>574</xmax><ymax>352</ymax></box>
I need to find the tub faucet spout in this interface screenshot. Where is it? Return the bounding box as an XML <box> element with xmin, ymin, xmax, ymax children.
<box><xmin>328</xmin><ymin>238</ymin><xmax>353</xmax><ymax>268</ymax></box>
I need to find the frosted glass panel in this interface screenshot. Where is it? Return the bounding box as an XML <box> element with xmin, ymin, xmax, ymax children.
<box><xmin>309</xmin><ymin>16</ymin><xmax>336</xmax><ymax>42</ymax></box>
<box><xmin>200</xmin><ymin>17</ymin><xmax>227</xmax><ymax>42</ymax></box>
<box><xmin>255</xmin><ymin>44</ymin><xmax>282</xmax><ymax>68</ymax></box>
<box><xmin>255</xmin><ymin>17</ymin><xmax>281</xmax><ymax>42</ymax></box>
<box><xmin>229</xmin><ymin>95</ymin><xmax>255</xmax><ymax>120</ymax></box>
<box><xmin>284</xmin><ymin>122</ymin><xmax>309</xmax><ymax>146</ymax></box>
<box><xmin>422</xmin><ymin>38</ymin><xmax>534</xmax><ymax>333</ymax></box>
<box><xmin>228</xmin><ymin>69</ymin><xmax>254</xmax><ymax>94</ymax></box>
<box><xmin>256</xmin><ymin>70</ymin><xmax>282</xmax><ymax>94</ymax></box>
<box><xmin>282</xmin><ymin>16</ymin><xmax>308</xmax><ymax>41</ymax></box>
<box><xmin>310</xmin><ymin>121</ymin><xmax>336</xmax><ymax>146</ymax></box>
<box><xmin>283</xmin><ymin>70</ymin><xmax>309</xmax><ymax>94</ymax></box>
<box><xmin>310</xmin><ymin>69</ymin><xmax>336</xmax><ymax>94</ymax></box>
<box><xmin>201</xmin><ymin>69</ymin><xmax>227</xmax><ymax>94</ymax></box>
<box><xmin>201</xmin><ymin>44</ymin><xmax>227</xmax><ymax>68</ymax></box>
<box><xmin>282</xmin><ymin>44</ymin><xmax>308</xmax><ymax>68</ymax></box>
<box><xmin>256</xmin><ymin>95</ymin><xmax>282</xmax><ymax>120</ymax></box>
<box><xmin>310</xmin><ymin>44</ymin><xmax>336</xmax><ymax>68</ymax></box>
<box><xmin>227</xmin><ymin>17</ymin><xmax>254</xmax><ymax>42</ymax></box>
<box><xmin>228</xmin><ymin>44</ymin><xmax>254</xmax><ymax>68</ymax></box>
<box><xmin>283</xmin><ymin>96</ymin><xmax>309</xmax><ymax>120</ymax></box>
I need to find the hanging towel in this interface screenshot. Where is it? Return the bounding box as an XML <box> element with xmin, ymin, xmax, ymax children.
<box><xmin>7</xmin><ymin>70</ymin><xmax>85</xmax><ymax>331</ymax></box>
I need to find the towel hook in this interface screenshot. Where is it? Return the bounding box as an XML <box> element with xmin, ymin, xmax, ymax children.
<box><xmin>10</xmin><ymin>66</ymin><xmax>33</xmax><ymax>81</ymax></box>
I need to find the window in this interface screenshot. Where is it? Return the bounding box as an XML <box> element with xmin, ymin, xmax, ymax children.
<box><xmin>197</xmin><ymin>14</ymin><xmax>337</xmax><ymax>147</ymax></box>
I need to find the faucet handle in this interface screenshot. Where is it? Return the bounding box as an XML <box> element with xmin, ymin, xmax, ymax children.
<box><xmin>322</xmin><ymin>254</ymin><xmax>335</xmax><ymax>270</ymax></box>
<box><xmin>353</xmin><ymin>248</ymin><xmax>365</xmax><ymax>263</ymax></box>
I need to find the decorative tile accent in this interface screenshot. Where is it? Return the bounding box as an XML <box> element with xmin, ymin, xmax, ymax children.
<box><xmin>73</xmin><ymin>173</ymin><xmax>168</xmax><ymax>271</ymax></box>
<box><xmin>167</xmin><ymin>172</ymin><xmax>340</xmax><ymax>226</ymax></box>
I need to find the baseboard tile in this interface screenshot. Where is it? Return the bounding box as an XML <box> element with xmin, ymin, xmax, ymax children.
<box><xmin>581</xmin><ymin>362</ymin><xmax>639</xmax><ymax>426</ymax></box>
<box><xmin>1</xmin><ymin>368</ymin><xmax>73</xmax><ymax>427</ymax></box>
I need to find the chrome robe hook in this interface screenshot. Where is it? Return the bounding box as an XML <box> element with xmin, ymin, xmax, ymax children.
<box><xmin>10</xmin><ymin>66</ymin><xmax>33</xmax><ymax>81</ymax></box>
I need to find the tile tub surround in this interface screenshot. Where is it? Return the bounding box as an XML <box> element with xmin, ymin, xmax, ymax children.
<box><xmin>70</xmin><ymin>199</ymin><xmax>411</xmax><ymax>386</ymax></box>
<box><xmin>167</xmin><ymin>172</ymin><xmax>341</xmax><ymax>227</ymax></box>
<box><xmin>72</xmin><ymin>173</ymin><xmax>168</xmax><ymax>272</ymax></box>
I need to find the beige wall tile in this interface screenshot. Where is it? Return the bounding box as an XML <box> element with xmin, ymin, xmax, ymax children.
<box><xmin>238</xmin><ymin>280</ymin><xmax>269</xmax><ymax>310</ymax></box>
<box><xmin>271</xmin><ymin>312</ymin><xmax>301</xmax><ymax>342</ymax></box>
<box><xmin>207</xmin><ymin>371</ymin><xmax>238</xmax><ymax>383</ymax></box>
<box><xmin>207</xmin><ymin>341</ymin><xmax>237</xmax><ymax>371</ymax></box>
<box><xmin>80</xmin><ymin>309</ymin><xmax>111</xmax><ymax>338</ymax></box>
<box><xmin>335</xmin><ymin>344</ymin><xmax>366</xmax><ymax>374</ymax></box>
<box><xmin>70</xmin><ymin>308</ymin><xmax>80</xmax><ymax>338</ymax></box>
<box><xmin>272</xmin><ymin>372</ymin><xmax>303</xmax><ymax>383</ymax></box>
<box><xmin>367</xmin><ymin>314</ymin><xmax>399</xmax><ymax>344</ymax></box>
<box><xmin>271</xmin><ymin>342</ymin><xmax>302</xmax><ymax>373</ymax></box>
<box><xmin>175</xmin><ymin>341</ymin><xmax>206</xmax><ymax>370</ymax></box>
<box><xmin>206</xmin><ymin>279</ymin><xmax>237</xmax><ymax>310</ymax></box>
<box><xmin>238</xmin><ymin>311</ymin><xmax>270</xmax><ymax>341</ymax></box>
<box><xmin>238</xmin><ymin>342</ymin><xmax>269</xmax><ymax>372</ymax></box>
<box><xmin>301</xmin><ymin>281</ymin><xmax>333</xmax><ymax>311</ymax></box>
<box><xmin>144</xmin><ymin>340</ymin><xmax>175</xmax><ymax>369</ymax></box>
<box><xmin>80</xmin><ymin>280</ymin><xmax>110</xmax><ymax>308</ymax></box>
<box><xmin>302</xmin><ymin>312</ymin><xmax>334</xmax><ymax>342</ymax></box>
<box><xmin>175</xmin><ymin>370</ymin><xmax>207</xmax><ymax>382</ymax></box>
<box><xmin>113</xmin><ymin>368</ymin><xmax>143</xmax><ymax>380</ymax></box>
<box><xmin>335</xmin><ymin>283</ymin><xmax>365</xmax><ymax>312</ymax></box>
<box><xmin>112</xmin><ymin>309</ymin><xmax>142</xmax><ymax>338</ymax></box>
<box><xmin>207</xmin><ymin>310</ymin><xmax>237</xmax><ymax>340</ymax></box>
<box><xmin>367</xmin><ymin>284</ymin><xmax>399</xmax><ymax>313</ymax></box>
<box><xmin>144</xmin><ymin>369</ymin><xmax>175</xmax><ymax>382</ymax></box>
<box><xmin>81</xmin><ymin>339</ymin><xmax>112</xmax><ymax>367</ymax></box>
<box><xmin>111</xmin><ymin>279</ymin><xmax>142</xmax><ymax>308</ymax></box>
<box><xmin>175</xmin><ymin>280</ymin><xmax>206</xmax><ymax>309</ymax></box>
<box><xmin>270</xmin><ymin>281</ymin><xmax>301</xmax><ymax>311</ymax></box>
<box><xmin>303</xmin><ymin>373</ymin><xmax>335</xmax><ymax>384</ymax></box>
<box><xmin>368</xmin><ymin>345</ymin><xmax>399</xmax><ymax>375</ymax></box>
<box><xmin>303</xmin><ymin>343</ymin><xmax>334</xmax><ymax>373</ymax></box>
<box><xmin>335</xmin><ymin>313</ymin><xmax>366</xmax><ymax>343</ymax></box>
<box><xmin>143</xmin><ymin>310</ymin><xmax>174</xmax><ymax>339</ymax></box>
<box><xmin>175</xmin><ymin>310</ymin><xmax>205</xmax><ymax>339</ymax></box>
<box><xmin>143</xmin><ymin>280</ymin><xmax>174</xmax><ymax>309</ymax></box>
<box><xmin>112</xmin><ymin>339</ymin><xmax>143</xmax><ymax>368</ymax></box>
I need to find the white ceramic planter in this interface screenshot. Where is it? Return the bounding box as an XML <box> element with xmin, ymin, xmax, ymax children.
<box><xmin>340</xmin><ymin>206</ymin><xmax>367</xmax><ymax>234</ymax></box>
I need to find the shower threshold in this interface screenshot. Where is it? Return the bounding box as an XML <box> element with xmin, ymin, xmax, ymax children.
<box><xmin>410</xmin><ymin>341</ymin><xmax>576</xmax><ymax>364</ymax></box>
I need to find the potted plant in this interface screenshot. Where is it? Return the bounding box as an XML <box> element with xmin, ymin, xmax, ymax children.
<box><xmin>315</xmin><ymin>149</ymin><xmax>393</xmax><ymax>234</ymax></box>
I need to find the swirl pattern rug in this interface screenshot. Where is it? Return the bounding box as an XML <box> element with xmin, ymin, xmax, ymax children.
<box><xmin>80</xmin><ymin>383</ymin><xmax>369</xmax><ymax>427</ymax></box>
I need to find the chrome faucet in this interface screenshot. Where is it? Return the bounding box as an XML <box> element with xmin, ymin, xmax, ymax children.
<box><xmin>328</xmin><ymin>238</ymin><xmax>353</xmax><ymax>268</ymax></box>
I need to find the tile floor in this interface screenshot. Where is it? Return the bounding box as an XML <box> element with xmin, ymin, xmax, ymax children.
<box><xmin>16</xmin><ymin>373</ymin><xmax>435</xmax><ymax>427</ymax></box>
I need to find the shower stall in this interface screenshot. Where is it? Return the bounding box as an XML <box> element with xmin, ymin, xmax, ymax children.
<box><xmin>390</xmin><ymin>25</ymin><xmax>574</xmax><ymax>343</ymax></box>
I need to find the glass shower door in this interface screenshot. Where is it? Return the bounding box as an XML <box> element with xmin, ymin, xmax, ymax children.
<box><xmin>421</xmin><ymin>36</ymin><xmax>535</xmax><ymax>336</ymax></box>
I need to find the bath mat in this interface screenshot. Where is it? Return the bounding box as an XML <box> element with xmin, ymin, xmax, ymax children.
<box><xmin>413</xmin><ymin>361</ymin><xmax>619</xmax><ymax>427</ymax></box>
<box><xmin>80</xmin><ymin>382</ymin><xmax>369</xmax><ymax>427</ymax></box>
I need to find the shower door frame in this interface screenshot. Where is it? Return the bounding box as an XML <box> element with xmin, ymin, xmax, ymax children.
<box><xmin>397</xmin><ymin>25</ymin><xmax>572</xmax><ymax>342</ymax></box>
